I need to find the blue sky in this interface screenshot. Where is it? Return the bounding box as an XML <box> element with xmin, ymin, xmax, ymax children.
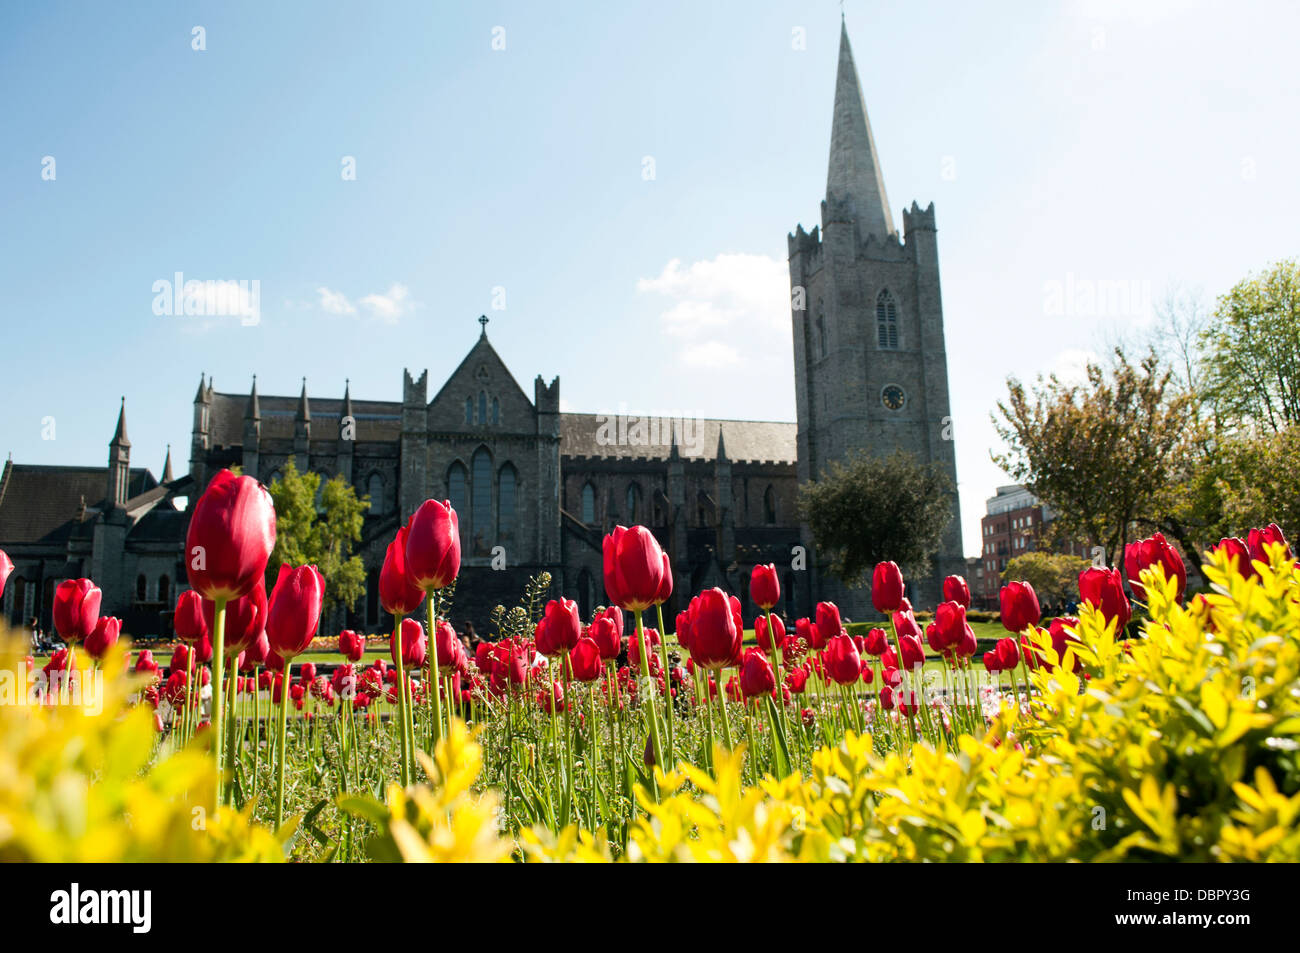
<box><xmin>2</xmin><ymin>0</ymin><xmax>1297</xmax><ymax>558</ymax></box>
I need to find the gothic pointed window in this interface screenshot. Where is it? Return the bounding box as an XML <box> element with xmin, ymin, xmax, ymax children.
<box><xmin>464</xmin><ymin>397</ymin><xmax>473</xmax><ymax>425</ymax></box>
<box><xmin>136</xmin><ymin>574</ymin><xmax>147</xmax><ymax>602</ymax></box>
<box><xmin>876</xmin><ymin>290</ymin><xmax>899</xmax><ymax>349</ymax></box>
<box><xmin>472</xmin><ymin>448</ymin><xmax>492</xmax><ymax>555</ymax></box>
<box><xmin>814</xmin><ymin>305</ymin><xmax>827</xmax><ymax>358</ymax></box>
<box><xmin>498</xmin><ymin>463</ymin><xmax>517</xmax><ymax>543</ymax></box>
<box><xmin>478</xmin><ymin>391</ymin><xmax>488</xmax><ymax>425</ymax></box>
<box><xmin>581</xmin><ymin>482</ymin><xmax>596</xmax><ymax>525</ymax></box>
<box><xmin>448</xmin><ymin>462</ymin><xmax>468</xmax><ymax>533</ymax></box>
<box><xmin>625</xmin><ymin>482</ymin><xmax>641</xmax><ymax>523</ymax></box>
<box><xmin>158</xmin><ymin>575</ymin><xmax>170</xmax><ymax>606</ymax></box>
<box><xmin>763</xmin><ymin>485</ymin><xmax>777</xmax><ymax>525</ymax></box>
<box><xmin>367</xmin><ymin>472</ymin><xmax>384</xmax><ymax>514</ymax></box>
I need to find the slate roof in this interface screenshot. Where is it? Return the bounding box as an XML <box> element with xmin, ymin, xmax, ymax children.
<box><xmin>0</xmin><ymin>463</ymin><xmax>156</xmax><ymax>545</ymax></box>
<box><xmin>559</xmin><ymin>414</ymin><xmax>796</xmax><ymax>464</ymax></box>
<box><xmin>208</xmin><ymin>391</ymin><xmax>402</xmax><ymax>445</ymax></box>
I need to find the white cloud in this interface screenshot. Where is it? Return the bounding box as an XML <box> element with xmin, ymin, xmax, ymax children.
<box><xmin>316</xmin><ymin>286</ymin><xmax>356</xmax><ymax>315</ymax></box>
<box><xmin>681</xmin><ymin>340</ymin><xmax>741</xmax><ymax>367</ymax></box>
<box><xmin>315</xmin><ymin>283</ymin><xmax>416</xmax><ymax>322</ymax></box>
<box><xmin>638</xmin><ymin>253</ymin><xmax>788</xmax><ymax>368</ymax></box>
<box><xmin>359</xmin><ymin>283</ymin><xmax>413</xmax><ymax>322</ymax></box>
<box><xmin>1048</xmin><ymin>347</ymin><xmax>1098</xmax><ymax>386</ymax></box>
<box><xmin>637</xmin><ymin>254</ymin><xmax>788</xmax><ymax>333</ymax></box>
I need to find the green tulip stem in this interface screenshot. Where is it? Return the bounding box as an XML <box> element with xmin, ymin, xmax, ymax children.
<box><xmin>426</xmin><ymin>590</ymin><xmax>443</xmax><ymax>749</ymax></box>
<box><xmin>392</xmin><ymin>612</ymin><xmax>410</xmax><ymax>787</ymax></box>
<box><xmin>633</xmin><ymin>610</ymin><xmax>665</xmax><ymax>782</ymax></box>
<box><xmin>252</xmin><ymin>664</ymin><xmax>260</xmax><ymax>799</ymax></box>
<box><xmin>763</xmin><ymin>608</ymin><xmax>792</xmax><ymax>760</ymax></box>
<box><xmin>654</xmin><ymin>603</ymin><xmax>675</xmax><ymax>765</ymax></box>
<box><xmin>274</xmin><ymin>662</ymin><xmax>290</xmax><ymax>830</ymax></box>
<box><xmin>211</xmin><ymin>596</ymin><xmax>228</xmax><ymax>807</ymax></box>
<box><xmin>714</xmin><ymin>666</ymin><xmax>734</xmax><ymax>750</ymax></box>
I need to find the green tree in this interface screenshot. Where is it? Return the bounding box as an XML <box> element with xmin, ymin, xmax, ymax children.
<box><xmin>1214</xmin><ymin>426</ymin><xmax>1300</xmax><ymax>543</ymax></box>
<box><xmin>993</xmin><ymin>348</ymin><xmax>1198</xmax><ymax>569</ymax></box>
<box><xmin>265</xmin><ymin>458</ymin><xmax>369</xmax><ymax>613</ymax></box>
<box><xmin>1001</xmin><ymin>551</ymin><xmax>1089</xmax><ymax>608</ymax></box>
<box><xmin>1200</xmin><ymin>259</ymin><xmax>1300</xmax><ymax>434</ymax></box>
<box><xmin>798</xmin><ymin>449</ymin><xmax>954</xmax><ymax>587</ymax></box>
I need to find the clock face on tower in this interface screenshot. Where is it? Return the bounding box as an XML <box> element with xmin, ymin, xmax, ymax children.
<box><xmin>881</xmin><ymin>384</ymin><xmax>906</xmax><ymax>411</ymax></box>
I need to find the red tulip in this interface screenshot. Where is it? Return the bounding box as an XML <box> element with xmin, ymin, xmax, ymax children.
<box><xmin>863</xmin><ymin>627</ymin><xmax>889</xmax><ymax>657</ymax></box>
<box><xmin>434</xmin><ymin>621</ymin><xmax>460</xmax><ymax>674</ymax></box>
<box><xmin>1078</xmin><ymin>567</ymin><xmax>1131</xmax><ymax>632</ymax></box>
<box><xmin>942</xmin><ymin>575</ymin><xmax>971</xmax><ymax>609</ymax></box>
<box><xmin>84</xmin><ymin>616</ymin><xmax>121</xmax><ymax>659</ymax></box>
<box><xmin>1212</xmin><ymin>537</ymin><xmax>1256</xmax><ymax>579</ymax></box>
<box><xmin>786</xmin><ymin>666</ymin><xmax>809</xmax><ymax>694</ymax></box>
<box><xmin>739</xmin><ymin>647</ymin><xmax>776</xmax><ymax>699</ymax></box>
<box><xmin>173</xmin><ymin>590</ymin><xmax>208</xmax><ymax>644</ymax></box>
<box><xmin>956</xmin><ymin>624</ymin><xmax>977</xmax><ymax>659</ymax></box>
<box><xmin>265</xmin><ymin>564</ymin><xmax>325</xmax><ymax>661</ymax></box>
<box><xmin>754</xmin><ymin>613</ymin><xmax>785</xmax><ymax>655</ymax></box>
<box><xmin>339</xmin><ymin>628</ymin><xmax>366</xmax><ymax>662</ymax></box>
<box><xmin>1124</xmin><ymin>533</ymin><xmax>1187</xmax><ymax>603</ymax></box>
<box><xmin>570</xmin><ymin>637</ymin><xmax>603</xmax><ymax>682</ymax></box>
<box><xmin>933</xmin><ymin>601</ymin><xmax>966</xmax><ymax>652</ymax></box>
<box><xmin>380</xmin><ymin>524</ymin><xmax>426</xmax><ymax>617</ymax></box>
<box><xmin>184</xmin><ymin>468</ymin><xmax>276</xmax><ymax>602</ymax></box>
<box><xmin>204</xmin><ymin>575</ymin><xmax>268</xmax><ymax>655</ymax></box>
<box><xmin>687</xmin><ymin>588</ymin><xmax>742</xmax><ymax>670</ymax></box>
<box><xmin>750</xmin><ymin>564</ymin><xmax>781</xmax><ymax>611</ymax></box>
<box><xmin>53</xmin><ymin>579</ymin><xmax>101</xmax><ymax>643</ymax></box>
<box><xmin>999</xmin><ymin>581</ymin><xmax>1040</xmax><ymax>633</ymax></box>
<box><xmin>1047</xmin><ymin>617</ymin><xmax>1082</xmax><ymax>672</ymax></box>
<box><xmin>241</xmin><ymin>631</ymin><xmax>270</xmax><ymax>670</ymax></box>
<box><xmin>823</xmin><ymin>634</ymin><xmax>863</xmax><ymax>685</ymax></box>
<box><xmin>994</xmin><ymin>636</ymin><xmax>1020</xmax><ymax>671</ymax></box>
<box><xmin>871</xmin><ymin>561</ymin><xmax>905</xmax><ymax>614</ymax></box>
<box><xmin>404</xmin><ymin>500</ymin><xmax>461</xmax><ymax>591</ymax></box>
<box><xmin>134</xmin><ymin>649</ymin><xmax>160</xmax><ymax>678</ymax></box>
<box><xmin>590</xmin><ymin>614</ymin><xmax>622</xmax><ymax>660</ymax></box>
<box><xmin>538</xmin><ymin>598</ymin><xmax>581</xmax><ymax>656</ymax></box>
<box><xmin>603</xmin><ymin>525</ymin><xmax>666</xmax><ymax>612</ymax></box>
<box><xmin>390</xmin><ymin>617</ymin><xmax>427</xmax><ymax>668</ymax></box>
<box><xmin>0</xmin><ymin>548</ymin><xmax>12</xmax><ymax>599</ymax></box>
<box><xmin>898</xmin><ymin>634</ymin><xmax>925</xmax><ymax>671</ymax></box>
<box><xmin>474</xmin><ymin>641</ymin><xmax>494</xmax><ymax>674</ymax></box>
<box><xmin>654</xmin><ymin>551</ymin><xmax>673</xmax><ymax>606</ymax></box>
<box><xmin>627</xmin><ymin>627</ymin><xmax>661</xmax><ymax>669</ymax></box>
<box><xmin>982</xmin><ymin>650</ymin><xmax>1000</xmax><ymax>673</ymax></box>
<box><xmin>1248</xmin><ymin>523</ymin><xmax>1292</xmax><ymax>563</ymax></box>
<box><xmin>892</xmin><ymin>608</ymin><xmax>922</xmax><ymax>642</ymax></box>
<box><xmin>815</xmin><ymin>602</ymin><xmax>844</xmax><ymax>642</ymax></box>
<box><xmin>538</xmin><ymin>680</ymin><xmax>564</xmax><ymax>714</ymax></box>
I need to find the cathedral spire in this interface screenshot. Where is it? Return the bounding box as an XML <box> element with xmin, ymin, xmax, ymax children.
<box><xmin>162</xmin><ymin>444</ymin><xmax>173</xmax><ymax>483</ymax></box>
<box><xmin>245</xmin><ymin>375</ymin><xmax>260</xmax><ymax>420</ymax></box>
<box><xmin>111</xmin><ymin>396</ymin><xmax>131</xmax><ymax>449</ymax></box>
<box><xmin>341</xmin><ymin>378</ymin><xmax>354</xmax><ymax>419</ymax></box>
<box><xmin>296</xmin><ymin>378</ymin><xmax>311</xmax><ymax>421</ymax></box>
<box><xmin>826</xmin><ymin>19</ymin><xmax>894</xmax><ymax>238</ymax></box>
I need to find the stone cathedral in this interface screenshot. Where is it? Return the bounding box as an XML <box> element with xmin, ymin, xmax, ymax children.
<box><xmin>0</xmin><ymin>22</ymin><xmax>962</xmax><ymax>635</ymax></box>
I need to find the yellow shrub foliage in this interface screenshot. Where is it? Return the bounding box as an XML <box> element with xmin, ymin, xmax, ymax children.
<box><xmin>0</xmin><ymin>635</ymin><xmax>282</xmax><ymax>862</ymax></box>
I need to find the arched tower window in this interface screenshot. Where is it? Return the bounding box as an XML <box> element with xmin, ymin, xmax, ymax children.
<box><xmin>464</xmin><ymin>397</ymin><xmax>473</xmax><ymax>425</ymax></box>
<box><xmin>367</xmin><ymin>472</ymin><xmax>384</xmax><ymax>514</ymax></box>
<box><xmin>158</xmin><ymin>575</ymin><xmax>170</xmax><ymax>606</ymax></box>
<box><xmin>763</xmin><ymin>485</ymin><xmax>777</xmax><ymax>525</ymax></box>
<box><xmin>876</xmin><ymin>290</ymin><xmax>899</xmax><ymax>349</ymax></box>
<box><xmin>625</xmin><ymin>482</ymin><xmax>641</xmax><ymax>523</ymax></box>
<box><xmin>447</xmin><ymin>462</ymin><xmax>468</xmax><ymax>528</ymax></box>
<box><xmin>492</xmin><ymin>397</ymin><xmax>500</xmax><ymax>426</ymax></box>
<box><xmin>498</xmin><ymin>463</ymin><xmax>517</xmax><ymax>542</ymax></box>
<box><xmin>472</xmin><ymin>447</ymin><xmax>492</xmax><ymax>554</ymax></box>
<box><xmin>581</xmin><ymin>482</ymin><xmax>596</xmax><ymax>524</ymax></box>
<box><xmin>136</xmin><ymin>574</ymin><xmax>147</xmax><ymax>602</ymax></box>
<box><xmin>814</xmin><ymin>307</ymin><xmax>827</xmax><ymax>358</ymax></box>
